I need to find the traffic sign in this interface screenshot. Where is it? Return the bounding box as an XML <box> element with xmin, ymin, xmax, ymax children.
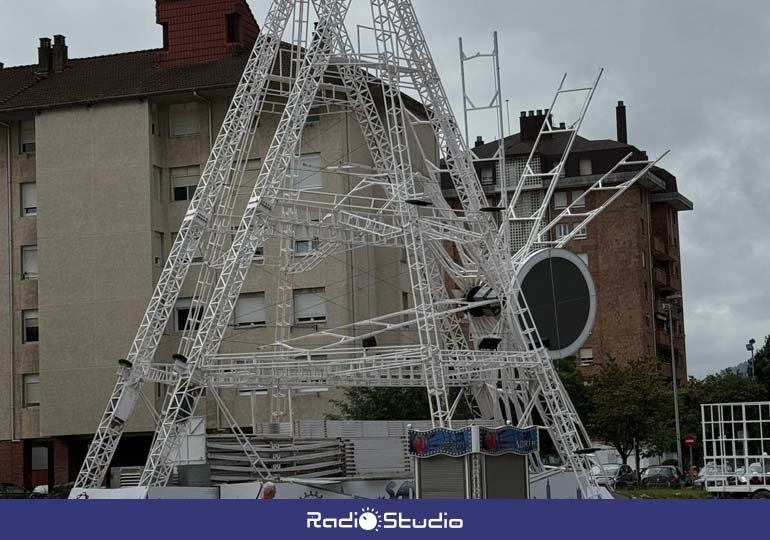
<box><xmin>684</xmin><ymin>434</ymin><xmax>697</xmax><ymax>448</ymax></box>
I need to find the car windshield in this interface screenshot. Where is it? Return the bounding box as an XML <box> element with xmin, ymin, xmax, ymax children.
<box><xmin>645</xmin><ymin>466</ymin><xmax>670</xmax><ymax>475</ymax></box>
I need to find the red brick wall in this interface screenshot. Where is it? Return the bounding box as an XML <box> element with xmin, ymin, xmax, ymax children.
<box><xmin>53</xmin><ymin>439</ymin><xmax>69</xmax><ymax>485</ymax></box>
<box><xmin>563</xmin><ymin>185</ymin><xmax>654</xmax><ymax>372</ymax></box>
<box><xmin>0</xmin><ymin>441</ymin><xmax>25</xmax><ymax>487</ymax></box>
<box><xmin>157</xmin><ymin>0</ymin><xmax>260</xmax><ymax>66</ymax></box>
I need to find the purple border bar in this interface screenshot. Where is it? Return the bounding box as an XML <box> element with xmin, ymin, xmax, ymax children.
<box><xmin>0</xmin><ymin>500</ymin><xmax>761</xmax><ymax>539</ymax></box>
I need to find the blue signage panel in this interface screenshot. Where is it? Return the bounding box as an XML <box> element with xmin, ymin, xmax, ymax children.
<box><xmin>408</xmin><ymin>427</ymin><xmax>473</xmax><ymax>457</ymax></box>
<box><xmin>408</xmin><ymin>425</ymin><xmax>539</xmax><ymax>457</ymax></box>
<box><xmin>478</xmin><ymin>426</ymin><xmax>539</xmax><ymax>455</ymax></box>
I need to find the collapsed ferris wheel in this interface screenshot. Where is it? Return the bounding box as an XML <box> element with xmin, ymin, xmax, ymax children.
<box><xmin>73</xmin><ymin>0</ymin><xmax>664</xmax><ymax>498</ymax></box>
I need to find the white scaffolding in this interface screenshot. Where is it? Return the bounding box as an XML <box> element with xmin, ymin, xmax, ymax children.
<box><xmin>75</xmin><ymin>0</ymin><xmax>666</xmax><ymax>498</ymax></box>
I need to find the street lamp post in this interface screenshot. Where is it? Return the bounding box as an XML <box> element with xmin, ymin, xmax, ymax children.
<box><xmin>746</xmin><ymin>339</ymin><xmax>756</xmax><ymax>378</ymax></box>
<box><xmin>665</xmin><ymin>294</ymin><xmax>684</xmax><ymax>472</ymax></box>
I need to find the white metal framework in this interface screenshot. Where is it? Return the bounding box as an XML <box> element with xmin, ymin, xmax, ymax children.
<box><xmin>702</xmin><ymin>402</ymin><xmax>770</xmax><ymax>497</ymax></box>
<box><xmin>75</xmin><ymin>0</ymin><xmax>666</xmax><ymax>498</ymax></box>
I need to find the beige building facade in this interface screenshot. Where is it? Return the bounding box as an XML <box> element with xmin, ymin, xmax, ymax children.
<box><xmin>0</xmin><ymin>0</ymin><xmax>428</xmax><ymax>488</ymax></box>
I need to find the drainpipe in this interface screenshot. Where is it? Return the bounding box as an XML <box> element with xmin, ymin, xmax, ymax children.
<box><xmin>192</xmin><ymin>91</ymin><xmax>213</xmax><ymax>149</ymax></box>
<box><xmin>1</xmin><ymin>119</ymin><xmax>16</xmax><ymax>442</ymax></box>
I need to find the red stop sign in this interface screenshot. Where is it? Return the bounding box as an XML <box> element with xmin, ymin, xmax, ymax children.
<box><xmin>684</xmin><ymin>434</ymin><xmax>697</xmax><ymax>448</ymax></box>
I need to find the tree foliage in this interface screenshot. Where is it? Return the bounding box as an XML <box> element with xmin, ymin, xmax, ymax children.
<box><xmin>330</xmin><ymin>388</ymin><xmax>473</xmax><ymax>421</ymax></box>
<box><xmin>554</xmin><ymin>357</ymin><xmax>593</xmax><ymax>422</ymax></box>
<box><xmin>587</xmin><ymin>357</ymin><xmax>671</xmax><ymax>465</ymax></box>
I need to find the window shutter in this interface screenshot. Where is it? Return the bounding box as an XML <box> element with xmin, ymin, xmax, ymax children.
<box><xmin>22</xmin><ymin>183</ymin><xmax>38</xmax><ymax>215</ymax></box>
<box><xmin>292</xmin><ymin>153</ymin><xmax>323</xmax><ymax>190</ymax></box>
<box><xmin>22</xmin><ymin>246</ymin><xmax>38</xmax><ymax>278</ymax></box>
<box><xmin>236</xmin><ymin>293</ymin><xmax>266</xmax><ymax>326</ymax></box>
<box><xmin>294</xmin><ymin>288</ymin><xmax>326</xmax><ymax>322</ymax></box>
<box><xmin>169</xmin><ymin>103</ymin><xmax>200</xmax><ymax>137</ymax></box>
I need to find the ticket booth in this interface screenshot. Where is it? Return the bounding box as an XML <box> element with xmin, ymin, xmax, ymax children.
<box><xmin>409</xmin><ymin>424</ymin><xmax>538</xmax><ymax>499</ymax></box>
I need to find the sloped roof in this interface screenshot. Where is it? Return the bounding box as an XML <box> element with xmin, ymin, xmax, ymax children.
<box><xmin>471</xmin><ymin>131</ymin><xmax>637</xmax><ymax>160</ymax></box>
<box><xmin>0</xmin><ymin>49</ymin><xmax>251</xmax><ymax>112</ymax></box>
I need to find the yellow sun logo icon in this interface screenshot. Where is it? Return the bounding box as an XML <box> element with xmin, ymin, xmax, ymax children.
<box><xmin>358</xmin><ymin>507</ymin><xmax>382</xmax><ymax>532</ymax></box>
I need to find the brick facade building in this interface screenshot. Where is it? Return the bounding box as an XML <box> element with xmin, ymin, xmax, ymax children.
<box><xmin>445</xmin><ymin>104</ymin><xmax>693</xmax><ymax>380</ymax></box>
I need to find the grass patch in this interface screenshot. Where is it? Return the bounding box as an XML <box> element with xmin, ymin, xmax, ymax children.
<box><xmin>620</xmin><ymin>487</ymin><xmax>713</xmax><ymax>499</ymax></box>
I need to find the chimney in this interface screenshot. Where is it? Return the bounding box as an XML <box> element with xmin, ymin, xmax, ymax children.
<box><xmin>616</xmin><ymin>100</ymin><xmax>628</xmax><ymax>143</ymax></box>
<box><xmin>38</xmin><ymin>37</ymin><xmax>52</xmax><ymax>73</ymax></box>
<box><xmin>156</xmin><ymin>0</ymin><xmax>260</xmax><ymax>67</ymax></box>
<box><xmin>475</xmin><ymin>136</ymin><xmax>485</xmax><ymax>148</ymax></box>
<box><xmin>520</xmin><ymin>109</ymin><xmax>548</xmax><ymax>141</ymax></box>
<box><xmin>52</xmin><ymin>35</ymin><xmax>68</xmax><ymax>73</ymax></box>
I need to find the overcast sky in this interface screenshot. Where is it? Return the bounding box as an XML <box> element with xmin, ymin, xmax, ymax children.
<box><xmin>1</xmin><ymin>0</ymin><xmax>768</xmax><ymax>377</ymax></box>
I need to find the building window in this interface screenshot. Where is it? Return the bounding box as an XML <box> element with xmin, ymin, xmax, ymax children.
<box><xmin>169</xmin><ymin>102</ymin><xmax>200</xmax><ymax>137</ymax></box>
<box><xmin>226</xmin><ymin>13</ymin><xmax>241</xmax><ymax>43</ymax></box>
<box><xmin>253</xmin><ymin>246</ymin><xmax>265</xmax><ymax>265</ymax></box>
<box><xmin>152</xmin><ymin>232</ymin><xmax>164</xmax><ymax>268</ymax></box>
<box><xmin>295</xmin><ymin>238</ymin><xmax>320</xmax><ymax>256</ymax></box>
<box><xmin>480</xmin><ymin>166</ymin><xmax>494</xmax><ymax>185</ymax></box>
<box><xmin>22</xmin><ymin>245</ymin><xmax>38</xmax><ymax>280</ymax></box>
<box><xmin>20</xmin><ymin>120</ymin><xmax>35</xmax><ymax>154</ymax></box>
<box><xmin>571</xmin><ymin>190</ymin><xmax>586</xmax><ymax>208</ymax></box>
<box><xmin>153</xmin><ymin>166</ymin><xmax>163</xmax><ymax>201</ymax></box>
<box><xmin>171</xmin><ymin>166</ymin><xmax>200</xmax><ymax>202</ymax></box>
<box><xmin>306</xmin><ymin>107</ymin><xmax>321</xmax><ymax>125</ymax></box>
<box><xmin>23</xmin><ymin>310</ymin><xmax>39</xmax><ymax>343</ymax></box>
<box><xmin>577</xmin><ymin>253</ymin><xmax>588</xmax><ymax>266</ymax></box>
<box><xmin>642</xmin><ymin>250</ymin><xmax>647</xmax><ymax>269</ymax></box>
<box><xmin>175</xmin><ymin>298</ymin><xmax>201</xmax><ymax>333</ymax></box>
<box><xmin>579</xmin><ymin>158</ymin><xmax>592</xmax><ymax>176</ymax></box>
<box><xmin>23</xmin><ymin>374</ymin><xmax>40</xmax><ymax>407</ymax></box>
<box><xmin>294</xmin><ymin>288</ymin><xmax>327</xmax><ymax>324</ymax></box>
<box><xmin>644</xmin><ymin>281</ymin><xmax>649</xmax><ymax>301</ymax></box>
<box><xmin>554</xmin><ymin>192</ymin><xmax>568</xmax><ymax>209</ymax></box>
<box><xmin>30</xmin><ymin>445</ymin><xmax>48</xmax><ymax>472</ymax></box>
<box><xmin>292</xmin><ymin>153</ymin><xmax>323</xmax><ymax>191</ymax></box>
<box><xmin>235</xmin><ymin>293</ymin><xmax>266</xmax><ymax>327</ymax></box>
<box><xmin>555</xmin><ymin>223</ymin><xmax>570</xmax><ymax>239</ymax></box>
<box><xmin>162</xmin><ymin>23</ymin><xmax>169</xmax><ymax>50</ymax></box>
<box><xmin>579</xmin><ymin>348</ymin><xmax>594</xmax><ymax>367</ymax></box>
<box><xmin>21</xmin><ymin>183</ymin><xmax>37</xmax><ymax>216</ymax></box>
<box><xmin>574</xmin><ymin>225</ymin><xmax>587</xmax><ymax>239</ymax></box>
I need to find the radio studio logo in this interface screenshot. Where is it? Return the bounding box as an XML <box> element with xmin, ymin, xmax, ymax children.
<box><xmin>306</xmin><ymin>507</ymin><xmax>464</xmax><ymax>531</ymax></box>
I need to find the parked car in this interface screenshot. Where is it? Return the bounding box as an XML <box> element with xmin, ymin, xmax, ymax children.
<box><xmin>0</xmin><ymin>483</ymin><xmax>30</xmax><ymax>499</ymax></box>
<box><xmin>641</xmin><ymin>465</ymin><xmax>684</xmax><ymax>488</ymax></box>
<box><xmin>695</xmin><ymin>462</ymin><xmax>737</xmax><ymax>488</ymax></box>
<box><xmin>592</xmin><ymin>463</ymin><xmax>636</xmax><ymax>489</ymax></box>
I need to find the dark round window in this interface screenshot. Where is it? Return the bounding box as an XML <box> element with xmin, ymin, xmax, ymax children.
<box><xmin>517</xmin><ymin>249</ymin><xmax>595</xmax><ymax>358</ymax></box>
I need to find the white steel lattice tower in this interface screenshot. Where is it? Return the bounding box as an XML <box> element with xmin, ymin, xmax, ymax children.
<box><xmin>75</xmin><ymin>0</ymin><xmax>666</xmax><ymax>498</ymax></box>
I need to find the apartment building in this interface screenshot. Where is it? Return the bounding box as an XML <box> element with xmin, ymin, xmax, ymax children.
<box><xmin>445</xmin><ymin>104</ymin><xmax>693</xmax><ymax>381</ymax></box>
<box><xmin>0</xmin><ymin>0</ymin><xmax>427</xmax><ymax>489</ymax></box>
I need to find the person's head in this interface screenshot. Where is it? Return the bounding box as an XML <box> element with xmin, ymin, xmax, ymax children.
<box><xmin>261</xmin><ymin>481</ymin><xmax>276</xmax><ymax>500</ymax></box>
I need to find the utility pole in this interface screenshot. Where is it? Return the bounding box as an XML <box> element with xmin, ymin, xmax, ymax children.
<box><xmin>746</xmin><ymin>338</ymin><xmax>756</xmax><ymax>378</ymax></box>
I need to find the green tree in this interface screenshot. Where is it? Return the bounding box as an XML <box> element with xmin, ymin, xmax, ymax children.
<box><xmin>588</xmin><ymin>357</ymin><xmax>671</xmax><ymax>469</ymax></box>
<box><xmin>330</xmin><ymin>388</ymin><xmax>472</xmax><ymax>421</ymax></box>
<box><xmin>554</xmin><ymin>357</ymin><xmax>593</xmax><ymax>424</ymax></box>
<box><xmin>677</xmin><ymin>369</ymin><xmax>767</xmax><ymax>467</ymax></box>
